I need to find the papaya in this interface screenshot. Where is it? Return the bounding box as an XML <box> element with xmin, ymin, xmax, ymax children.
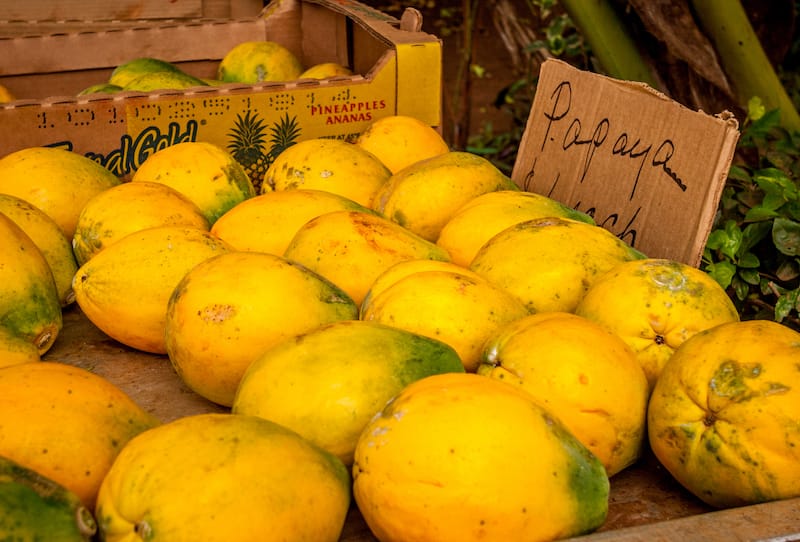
<box><xmin>131</xmin><ymin>141</ymin><xmax>255</xmax><ymax>225</ymax></box>
<box><xmin>371</xmin><ymin>151</ymin><xmax>520</xmax><ymax>242</ymax></box>
<box><xmin>0</xmin><ymin>193</ymin><xmax>78</xmax><ymax>306</ymax></box>
<box><xmin>109</xmin><ymin>57</ymin><xmax>186</xmax><ymax>88</ymax></box>
<box><xmin>0</xmin><ymin>453</ymin><xmax>97</xmax><ymax>541</ymax></box>
<box><xmin>95</xmin><ymin>413</ymin><xmax>350</xmax><ymax>542</ymax></box>
<box><xmin>360</xmin><ymin>268</ymin><xmax>529</xmax><ymax>372</ymax></box>
<box><xmin>0</xmin><ymin>326</ymin><xmax>40</xmax><ymax>368</ymax></box>
<box><xmin>575</xmin><ymin>258</ymin><xmax>741</xmax><ymax>390</ymax></box>
<box><xmin>165</xmin><ymin>251</ymin><xmax>359</xmax><ymax>407</ymax></box>
<box><xmin>72</xmin><ymin>180</ymin><xmax>209</xmax><ymax>266</ymax></box>
<box><xmin>261</xmin><ymin>138</ymin><xmax>391</xmax><ymax>207</ymax></box>
<box><xmin>0</xmin><ymin>212</ymin><xmax>62</xmax><ymax>355</ymax></box>
<box><xmin>73</xmin><ymin>226</ymin><xmax>232</xmax><ymax>354</ymax></box>
<box><xmin>76</xmin><ymin>82</ymin><xmax>122</xmax><ymax>95</ymax></box>
<box><xmin>299</xmin><ymin>62</ymin><xmax>353</xmax><ymax>80</ymax></box>
<box><xmin>648</xmin><ymin>319</ymin><xmax>800</xmax><ymax>508</ymax></box>
<box><xmin>478</xmin><ymin>312</ymin><xmax>649</xmax><ymax>476</ymax></box>
<box><xmin>353</xmin><ymin>372</ymin><xmax>609</xmax><ymax>541</ymax></box>
<box><xmin>283</xmin><ymin>210</ymin><xmax>451</xmax><ymax>306</ymax></box>
<box><xmin>233</xmin><ymin>319</ymin><xmax>465</xmax><ymax>465</ymax></box>
<box><xmin>361</xmin><ymin>259</ymin><xmax>484</xmax><ymax>313</ymax></box>
<box><xmin>217</xmin><ymin>41</ymin><xmax>304</xmax><ymax>83</ymax></box>
<box><xmin>0</xmin><ymin>146</ymin><xmax>120</xmax><ymax>239</ymax></box>
<box><xmin>354</xmin><ymin>115</ymin><xmax>449</xmax><ymax>174</ymax></box>
<box><xmin>211</xmin><ymin>188</ymin><xmax>375</xmax><ymax>256</ymax></box>
<box><xmin>122</xmin><ymin>71</ymin><xmax>209</xmax><ymax>92</ymax></box>
<box><xmin>470</xmin><ymin>217</ymin><xmax>646</xmax><ymax>313</ymax></box>
<box><xmin>0</xmin><ymin>361</ymin><xmax>160</xmax><ymax>509</ymax></box>
<box><xmin>436</xmin><ymin>189</ymin><xmax>595</xmax><ymax>267</ymax></box>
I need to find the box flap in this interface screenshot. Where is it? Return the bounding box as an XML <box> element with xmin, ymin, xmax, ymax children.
<box><xmin>511</xmin><ymin>59</ymin><xmax>740</xmax><ymax>267</ymax></box>
<box><xmin>395</xmin><ymin>41</ymin><xmax>441</xmax><ymax>124</ymax></box>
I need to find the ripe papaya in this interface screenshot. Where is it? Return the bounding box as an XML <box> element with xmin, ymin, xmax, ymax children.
<box><xmin>0</xmin><ymin>453</ymin><xmax>97</xmax><ymax>541</ymax></box>
<box><xmin>0</xmin><ymin>193</ymin><xmax>78</xmax><ymax>306</ymax></box>
<box><xmin>0</xmin><ymin>212</ymin><xmax>62</xmax><ymax>355</ymax></box>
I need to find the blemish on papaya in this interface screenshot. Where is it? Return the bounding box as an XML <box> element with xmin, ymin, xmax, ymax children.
<box><xmin>199</xmin><ymin>304</ymin><xmax>236</xmax><ymax>323</ymax></box>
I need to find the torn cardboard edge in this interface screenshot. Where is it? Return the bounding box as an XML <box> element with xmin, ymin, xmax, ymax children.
<box><xmin>511</xmin><ymin>58</ymin><xmax>740</xmax><ymax>267</ymax></box>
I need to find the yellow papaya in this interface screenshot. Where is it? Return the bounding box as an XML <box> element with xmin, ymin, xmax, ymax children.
<box><xmin>131</xmin><ymin>141</ymin><xmax>255</xmax><ymax>225</ymax></box>
<box><xmin>470</xmin><ymin>217</ymin><xmax>646</xmax><ymax>313</ymax></box>
<box><xmin>0</xmin><ymin>453</ymin><xmax>97</xmax><ymax>541</ymax></box>
<box><xmin>109</xmin><ymin>57</ymin><xmax>186</xmax><ymax>88</ymax></box>
<box><xmin>353</xmin><ymin>373</ymin><xmax>609</xmax><ymax>541</ymax></box>
<box><xmin>165</xmin><ymin>251</ymin><xmax>359</xmax><ymax>406</ymax></box>
<box><xmin>283</xmin><ymin>210</ymin><xmax>451</xmax><ymax>306</ymax></box>
<box><xmin>0</xmin><ymin>147</ymin><xmax>121</xmax><ymax>239</ymax></box>
<box><xmin>372</xmin><ymin>151</ymin><xmax>520</xmax><ymax>242</ymax></box>
<box><xmin>0</xmin><ymin>193</ymin><xmax>78</xmax><ymax>306</ymax></box>
<box><xmin>95</xmin><ymin>413</ymin><xmax>350</xmax><ymax>541</ymax></box>
<box><xmin>0</xmin><ymin>212</ymin><xmax>62</xmax><ymax>355</ymax></box>
<box><xmin>73</xmin><ymin>226</ymin><xmax>232</xmax><ymax>354</ymax></box>
<box><xmin>217</xmin><ymin>41</ymin><xmax>304</xmax><ymax>83</ymax></box>
<box><xmin>261</xmin><ymin>138</ymin><xmax>391</xmax><ymax>207</ymax></box>
<box><xmin>72</xmin><ymin>180</ymin><xmax>209</xmax><ymax>266</ymax></box>
<box><xmin>437</xmin><ymin>189</ymin><xmax>595</xmax><ymax>267</ymax></box>
<box><xmin>210</xmin><ymin>188</ymin><xmax>374</xmax><ymax>255</ymax></box>
<box><xmin>233</xmin><ymin>319</ymin><xmax>465</xmax><ymax>465</ymax></box>
<box><xmin>360</xmin><ymin>269</ymin><xmax>529</xmax><ymax>372</ymax></box>
<box><xmin>0</xmin><ymin>361</ymin><xmax>159</xmax><ymax>509</ymax></box>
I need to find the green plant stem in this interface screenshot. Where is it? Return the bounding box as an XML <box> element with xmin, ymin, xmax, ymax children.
<box><xmin>690</xmin><ymin>0</ymin><xmax>800</xmax><ymax>132</ymax></box>
<box><xmin>558</xmin><ymin>0</ymin><xmax>660</xmax><ymax>88</ymax></box>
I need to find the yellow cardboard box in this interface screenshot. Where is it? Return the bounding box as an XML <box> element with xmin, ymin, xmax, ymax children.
<box><xmin>0</xmin><ymin>0</ymin><xmax>442</xmax><ymax>185</ymax></box>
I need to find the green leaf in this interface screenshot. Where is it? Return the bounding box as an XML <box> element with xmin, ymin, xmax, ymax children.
<box><xmin>732</xmin><ymin>275</ymin><xmax>751</xmax><ymax>301</ymax></box>
<box><xmin>775</xmin><ymin>259</ymin><xmax>800</xmax><ymax>282</ymax></box>
<box><xmin>774</xmin><ymin>288</ymin><xmax>800</xmax><ymax>322</ymax></box>
<box><xmin>752</xmin><ymin>168</ymin><xmax>796</xmax><ymax>201</ymax></box>
<box><xmin>748</xmin><ymin>108</ymin><xmax>782</xmax><ymax>136</ymax></box>
<box><xmin>738</xmin><ymin>268</ymin><xmax>760</xmax><ymax>285</ymax></box>
<box><xmin>738</xmin><ymin>251</ymin><xmax>760</xmax><ymax>268</ymax></box>
<box><xmin>772</xmin><ymin>217</ymin><xmax>800</xmax><ymax>256</ymax></box>
<box><xmin>747</xmin><ymin>96</ymin><xmax>765</xmax><ymax>122</ymax></box>
<box><xmin>727</xmin><ymin>164</ymin><xmax>751</xmax><ymax>183</ymax></box>
<box><xmin>741</xmin><ymin>221</ymin><xmax>772</xmax><ymax>253</ymax></box>
<box><xmin>470</xmin><ymin>64</ymin><xmax>487</xmax><ymax>78</ymax></box>
<box><xmin>704</xmin><ymin>261</ymin><xmax>736</xmax><ymax>289</ymax></box>
<box><xmin>744</xmin><ymin>206</ymin><xmax>780</xmax><ymax>221</ymax></box>
<box><xmin>705</xmin><ymin>220</ymin><xmax>742</xmax><ymax>260</ymax></box>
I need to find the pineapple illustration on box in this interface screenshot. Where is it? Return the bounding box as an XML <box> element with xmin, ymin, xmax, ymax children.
<box><xmin>227</xmin><ymin>110</ymin><xmax>301</xmax><ymax>192</ymax></box>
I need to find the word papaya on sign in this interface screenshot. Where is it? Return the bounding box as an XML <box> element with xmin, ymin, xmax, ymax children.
<box><xmin>512</xmin><ymin>59</ymin><xmax>740</xmax><ymax>266</ymax></box>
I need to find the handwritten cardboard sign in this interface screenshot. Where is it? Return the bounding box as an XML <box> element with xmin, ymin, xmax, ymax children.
<box><xmin>511</xmin><ymin>59</ymin><xmax>740</xmax><ymax>266</ymax></box>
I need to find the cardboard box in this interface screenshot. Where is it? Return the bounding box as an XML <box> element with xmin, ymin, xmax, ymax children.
<box><xmin>0</xmin><ymin>0</ymin><xmax>442</xmax><ymax>188</ymax></box>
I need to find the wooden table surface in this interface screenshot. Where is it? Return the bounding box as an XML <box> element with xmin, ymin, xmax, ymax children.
<box><xmin>45</xmin><ymin>306</ymin><xmax>800</xmax><ymax>541</ymax></box>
